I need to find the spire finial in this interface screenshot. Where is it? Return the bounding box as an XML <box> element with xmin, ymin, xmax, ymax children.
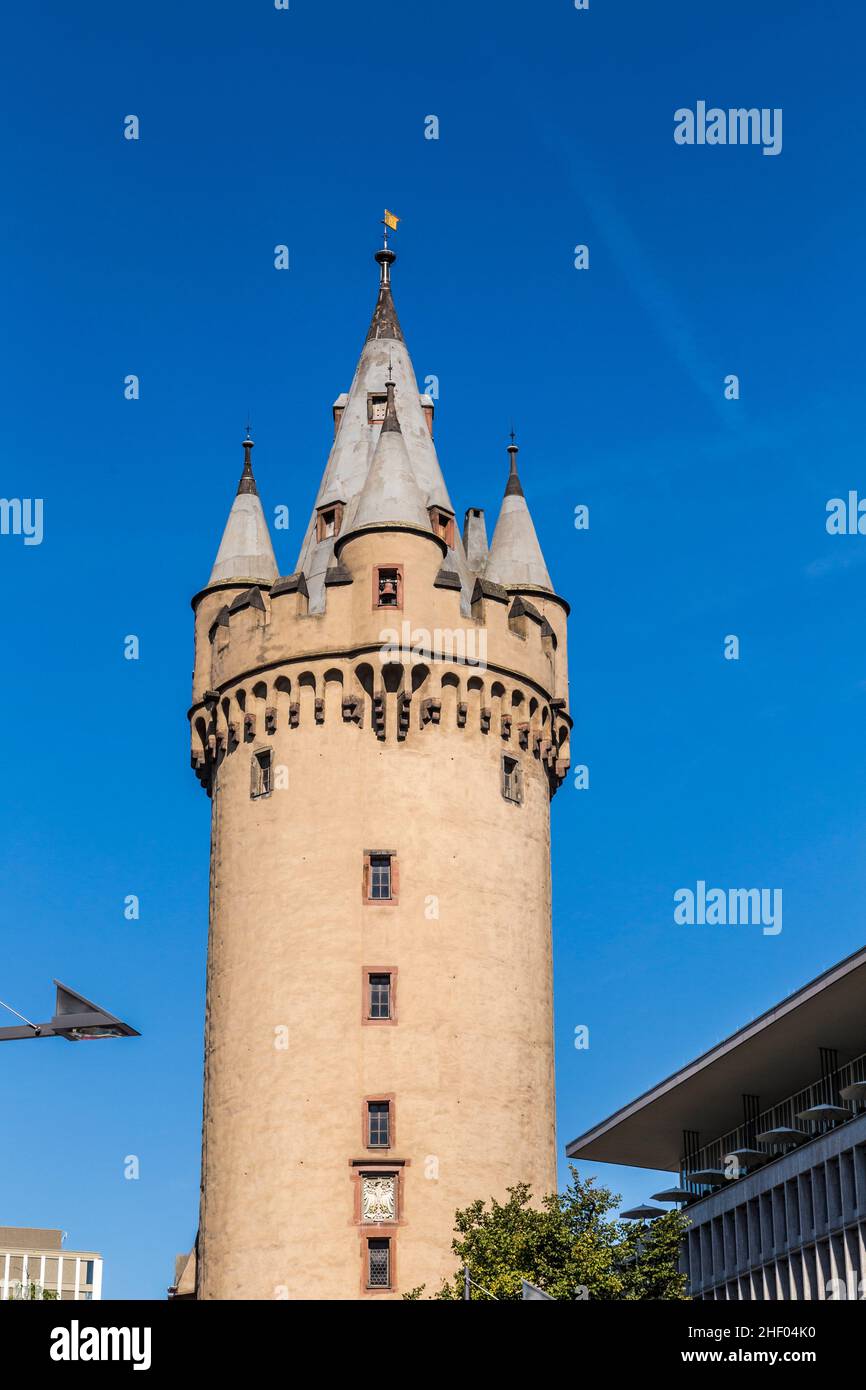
<box><xmin>381</xmin><ymin>376</ymin><xmax>400</xmax><ymax>434</ymax></box>
<box><xmin>237</xmin><ymin>427</ymin><xmax>257</xmax><ymax>495</ymax></box>
<box><xmin>505</xmin><ymin>431</ymin><xmax>523</xmax><ymax>497</ymax></box>
<box><xmin>375</xmin><ymin>210</ymin><xmax>399</xmax><ymax>287</ymax></box>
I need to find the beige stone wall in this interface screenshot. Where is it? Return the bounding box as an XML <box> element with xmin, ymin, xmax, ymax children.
<box><xmin>191</xmin><ymin>529</ymin><xmax>567</xmax><ymax>1299</ymax></box>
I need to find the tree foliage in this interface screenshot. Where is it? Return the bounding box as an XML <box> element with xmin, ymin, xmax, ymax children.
<box><xmin>405</xmin><ymin>1167</ymin><xmax>688</xmax><ymax>1301</ymax></box>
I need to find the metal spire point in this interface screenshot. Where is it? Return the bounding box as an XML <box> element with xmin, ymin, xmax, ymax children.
<box><xmin>505</xmin><ymin>430</ymin><xmax>523</xmax><ymax>496</ymax></box>
<box><xmin>237</xmin><ymin>427</ymin><xmax>257</xmax><ymax>495</ymax></box>
<box><xmin>375</xmin><ymin>215</ymin><xmax>397</xmax><ymax>287</ymax></box>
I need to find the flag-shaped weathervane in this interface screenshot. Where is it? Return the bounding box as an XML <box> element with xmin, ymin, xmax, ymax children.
<box><xmin>382</xmin><ymin>209</ymin><xmax>400</xmax><ymax>248</ymax></box>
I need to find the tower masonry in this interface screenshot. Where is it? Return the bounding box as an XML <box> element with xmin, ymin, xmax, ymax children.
<box><xmin>188</xmin><ymin>240</ymin><xmax>571</xmax><ymax>1300</ymax></box>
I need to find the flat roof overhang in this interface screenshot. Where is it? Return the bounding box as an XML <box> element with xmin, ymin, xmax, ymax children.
<box><xmin>566</xmin><ymin>945</ymin><xmax>866</xmax><ymax>1173</ymax></box>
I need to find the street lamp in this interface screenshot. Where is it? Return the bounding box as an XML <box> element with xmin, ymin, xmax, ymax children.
<box><xmin>0</xmin><ymin>981</ymin><xmax>140</xmax><ymax>1043</ymax></box>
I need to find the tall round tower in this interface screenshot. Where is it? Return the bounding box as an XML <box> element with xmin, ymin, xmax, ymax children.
<box><xmin>188</xmin><ymin>241</ymin><xmax>571</xmax><ymax>1300</ymax></box>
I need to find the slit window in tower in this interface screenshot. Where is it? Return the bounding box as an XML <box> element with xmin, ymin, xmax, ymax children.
<box><xmin>501</xmin><ymin>755</ymin><xmax>523</xmax><ymax>805</ymax></box>
<box><xmin>375</xmin><ymin>566</ymin><xmax>402</xmax><ymax>609</ymax></box>
<box><xmin>367</xmin><ymin>1101</ymin><xmax>391</xmax><ymax>1148</ymax></box>
<box><xmin>429</xmin><ymin>507</ymin><xmax>455</xmax><ymax>547</ymax></box>
<box><xmin>368</xmin><ymin>973</ymin><xmax>392</xmax><ymax>1020</ymax></box>
<box><xmin>367</xmin><ymin>1238</ymin><xmax>391</xmax><ymax>1289</ymax></box>
<box><xmin>250</xmin><ymin>749</ymin><xmax>272</xmax><ymax>799</ymax></box>
<box><xmin>368</xmin><ymin>393</ymin><xmax>388</xmax><ymax>423</ymax></box>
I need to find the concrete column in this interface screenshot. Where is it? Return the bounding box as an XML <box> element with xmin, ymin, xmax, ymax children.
<box><xmin>785</xmin><ymin>1179</ymin><xmax>799</xmax><ymax>1247</ymax></box>
<box><xmin>735</xmin><ymin>1202</ymin><xmax>748</xmax><ymax>1271</ymax></box>
<box><xmin>760</xmin><ymin>1193</ymin><xmax>773</xmax><ymax>1257</ymax></box>
<box><xmin>841</xmin><ymin>1150</ymin><xmax>857</xmax><ymax>1222</ymax></box>
<box><xmin>798</xmin><ymin>1172</ymin><xmax>813</xmax><ymax>1239</ymax></box>
<box><xmin>748</xmin><ymin>1199</ymin><xmax>759</xmax><ymax>1265</ymax></box>
<box><xmin>711</xmin><ymin>1217</ymin><xmax>724</xmax><ymax>1284</ymax></box>
<box><xmin>772</xmin><ymin>1186</ymin><xmax>786</xmax><ymax>1251</ymax></box>
<box><xmin>827</xmin><ymin>1158</ymin><xmax>842</xmax><ymax>1225</ymax></box>
<box><xmin>853</xmin><ymin>1142</ymin><xmax>866</xmax><ymax>1212</ymax></box>
<box><xmin>814</xmin><ymin>1165</ymin><xmax>828</xmax><ymax>1233</ymax></box>
<box><xmin>687</xmin><ymin>1228</ymin><xmax>700</xmax><ymax>1290</ymax></box>
<box><xmin>722</xmin><ymin>1211</ymin><xmax>735</xmax><ymax>1276</ymax></box>
<box><xmin>700</xmin><ymin>1223</ymin><xmax>712</xmax><ymax>1292</ymax></box>
<box><xmin>843</xmin><ymin>1225</ymin><xmax>859</xmax><ymax>1298</ymax></box>
<box><xmin>803</xmin><ymin>1244</ymin><xmax>815</xmax><ymax>1299</ymax></box>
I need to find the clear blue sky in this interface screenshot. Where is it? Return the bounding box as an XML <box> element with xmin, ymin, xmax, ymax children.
<box><xmin>1</xmin><ymin>0</ymin><xmax>864</xmax><ymax>1299</ymax></box>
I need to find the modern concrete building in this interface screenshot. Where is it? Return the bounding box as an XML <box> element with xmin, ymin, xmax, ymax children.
<box><xmin>0</xmin><ymin>1227</ymin><xmax>103</xmax><ymax>1300</ymax></box>
<box><xmin>567</xmin><ymin>946</ymin><xmax>866</xmax><ymax>1300</ymax></box>
<box><xmin>185</xmin><ymin>234</ymin><xmax>571</xmax><ymax>1299</ymax></box>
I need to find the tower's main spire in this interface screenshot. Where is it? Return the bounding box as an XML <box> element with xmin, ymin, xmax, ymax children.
<box><xmin>295</xmin><ymin>226</ymin><xmax>470</xmax><ymax>611</ymax></box>
<box><xmin>367</xmin><ymin>231</ymin><xmax>403</xmax><ymax>342</ymax></box>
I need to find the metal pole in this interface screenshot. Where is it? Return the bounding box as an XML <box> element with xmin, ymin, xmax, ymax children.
<box><xmin>463</xmin><ymin>1265</ymin><xmax>471</xmax><ymax>1301</ymax></box>
<box><xmin>0</xmin><ymin>997</ymin><xmax>40</xmax><ymax>1033</ymax></box>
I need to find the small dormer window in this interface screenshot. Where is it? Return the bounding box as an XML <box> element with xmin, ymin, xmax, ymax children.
<box><xmin>368</xmin><ymin>393</ymin><xmax>388</xmax><ymax>423</ymax></box>
<box><xmin>429</xmin><ymin>508</ymin><xmax>455</xmax><ymax>547</ymax></box>
<box><xmin>316</xmin><ymin>502</ymin><xmax>344</xmax><ymax>542</ymax></box>
<box><xmin>374</xmin><ymin>565</ymin><xmax>402</xmax><ymax>610</ymax></box>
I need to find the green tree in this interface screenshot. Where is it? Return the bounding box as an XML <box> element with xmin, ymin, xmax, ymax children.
<box><xmin>12</xmin><ymin>1281</ymin><xmax>58</xmax><ymax>1300</ymax></box>
<box><xmin>405</xmin><ymin>1167</ymin><xmax>688</xmax><ymax>1300</ymax></box>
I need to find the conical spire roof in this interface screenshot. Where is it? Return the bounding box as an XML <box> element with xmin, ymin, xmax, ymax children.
<box><xmin>295</xmin><ymin>237</ymin><xmax>473</xmax><ymax>612</ymax></box>
<box><xmin>351</xmin><ymin>380</ymin><xmax>430</xmax><ymax>531</ymax></box>
<box><xmin>366</xmin><ymin>247</ymin><xmax>403</xmax><ymax>342</ymax></box>
<box><xmin>208</xmin><ymin>433</ymin><xmax>279</xmax><ymax>586</ymax></box>
<box><xmin>484</xmin><ymin>440</ymin><xmax>553</xmax><ymax>591</ymax></box>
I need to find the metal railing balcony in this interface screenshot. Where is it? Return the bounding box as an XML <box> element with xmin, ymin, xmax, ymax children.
<box><xmin>680</xmin><ymin>1049</ymin><xmax>866</xmax><ymax>1195</ymax></box>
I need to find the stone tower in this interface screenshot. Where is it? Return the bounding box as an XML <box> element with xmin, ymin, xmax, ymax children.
<box><xmin>188</xmin><ymin>239</ymin><xmax>571</xmax><ymax>1300</ymax></box>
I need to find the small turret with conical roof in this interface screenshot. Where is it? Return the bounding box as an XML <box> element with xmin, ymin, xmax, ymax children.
<box><xmin>207</xmin><ymin>432</ymin><xmax>278</xmax><ymax>587</ymax></box>
<box><xmin>484</xmin><ymin>437</ymin><xmax>553</xmax><ymax>592</ymax></box>
<box><xmin>348</xmin><ymin>378</ymin><xmax>432</xmax><ymax>534</ymax></box>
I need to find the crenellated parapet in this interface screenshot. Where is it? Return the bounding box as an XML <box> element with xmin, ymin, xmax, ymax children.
<box><xmin>190</xmin><ymin>517</ymin><xmax>571</xmax><ymax>801</ymax></box>
<box><xmin>189</xmin><ymin>648</ymin><xmax>571</xmax><ymax>798</ymax></box>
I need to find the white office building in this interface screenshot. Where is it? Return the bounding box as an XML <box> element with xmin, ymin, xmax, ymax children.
<box><xmin>0</xmin><ymin>1227</ymin><xmax>103</xmax><ymax>1300</ymax></box>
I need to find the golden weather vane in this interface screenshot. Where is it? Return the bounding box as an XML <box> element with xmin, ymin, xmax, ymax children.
<box><xmin>382</xmin><ymin>209</ymin><xmax>400</xmax><ymax>247</ymax></box>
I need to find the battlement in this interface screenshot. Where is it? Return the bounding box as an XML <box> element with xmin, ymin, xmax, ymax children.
<box><xmin>189</xmin><ymin>649</ymin><xmax>571</xmax><ymax>799</ymax></box>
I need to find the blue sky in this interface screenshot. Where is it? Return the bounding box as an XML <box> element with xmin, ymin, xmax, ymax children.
<box><xmin>1</xmin><ymin>0</ymin><xmax>865</xmax><ymax>1298</ymax></box>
